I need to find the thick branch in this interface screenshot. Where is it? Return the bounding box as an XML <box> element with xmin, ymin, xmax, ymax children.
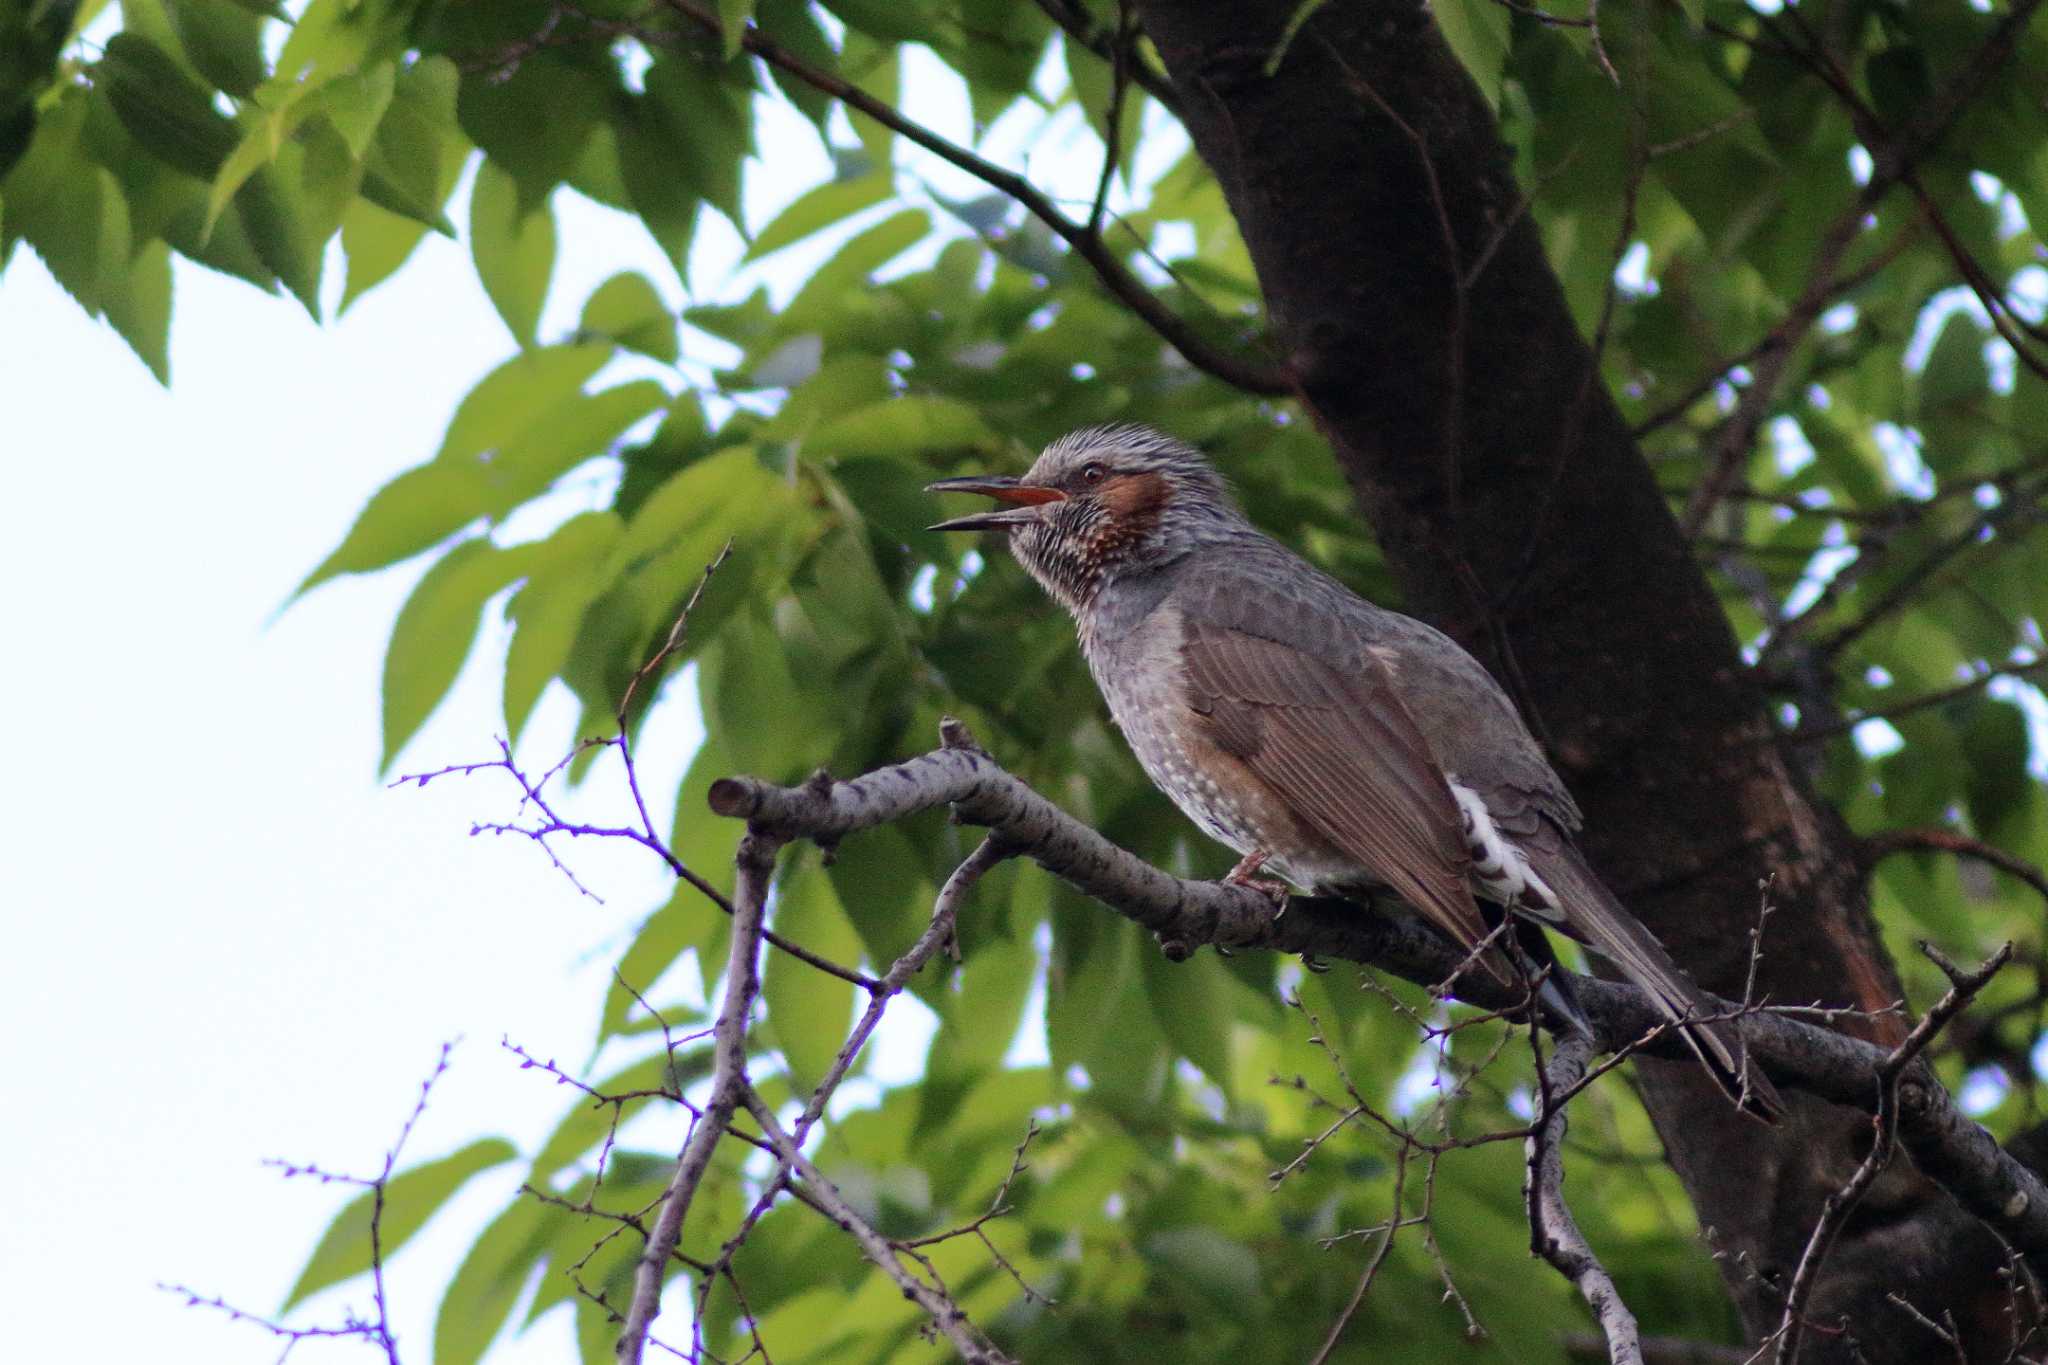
<box><xmin>708</xmin><ymin>737</ymin><xmax>2048</xmax><ymax>1257</ymax></box>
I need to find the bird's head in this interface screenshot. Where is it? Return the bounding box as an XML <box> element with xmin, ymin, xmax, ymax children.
<box><xmin>928</xmin><ymin>425</ymin><xmax>1244</xmax><ymax>612</ymax></box>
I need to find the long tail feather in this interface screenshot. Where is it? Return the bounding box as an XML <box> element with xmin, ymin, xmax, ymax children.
<box><xmin>1523</xmin><ymin>844</ymin><xmax>1783</xmax><ymax>1123</ymax></box>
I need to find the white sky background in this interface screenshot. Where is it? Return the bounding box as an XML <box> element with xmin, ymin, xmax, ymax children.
<box><xmin>0</xmin><ymin>39</ymin><xmax>1144</xmax><ymax>1362</ymax></box>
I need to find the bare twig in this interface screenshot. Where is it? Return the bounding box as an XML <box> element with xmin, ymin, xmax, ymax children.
<box><xmin>742</xmin><ymin>1088</ymin><xmax>1014</xmax><ymax>1363</ymax></box>
<box><xmin>162</xmin><ymin>1043</ymin><xmax>457</xmax><ymax>1365</ymax></box>
<box><xmin>1865</xmin><ymin>829</ymin><xmax>2048</xmax><ymax>907</ymax></box>
<box><xmin>617</xmin><ymin>830</ymin><xmax>782</xmax><ymax>1365</ymax></box>
<box><xmin>1769</xmin><ymin>942</ymin><xmax>2014</xmax><ymax>1364</ymax></box>
<box><xmin>1528</xmin><ymin>1031</ymin><xmax>1644</xmax><ymax>1365</ymax></box>
<box><xmin>1781</xmin><ymin>660</ymin><xmax>2048</xmax><ymax>745</ymax></box>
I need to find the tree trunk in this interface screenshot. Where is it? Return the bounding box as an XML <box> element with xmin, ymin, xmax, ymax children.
<box><xmin>1131</xmin><ymin>1</ymin><xmax>2015</xmax><ymax>1356</ymax></box>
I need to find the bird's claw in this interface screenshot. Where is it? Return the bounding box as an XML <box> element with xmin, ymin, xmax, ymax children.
<box><xmin>1224</xmin><ymin>850</ymin><xmax>1291</xmax><ymax>918</ymax></box>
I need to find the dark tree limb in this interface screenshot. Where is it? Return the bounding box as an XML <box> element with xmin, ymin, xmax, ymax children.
<box><xmin>707</xmin><ymin>733</ymin><xmax>2048</xmax><ymax>1259</ymax></box>
<box><xmin>1119</xmin><ymin>1</ymin><xmax>2022</xmax><ymax>1353</ymax></box>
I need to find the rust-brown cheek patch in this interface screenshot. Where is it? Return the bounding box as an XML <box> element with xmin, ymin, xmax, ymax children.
<box><xmin>1099</xmin><ymin>470</ymin><xmax>1170</xmax><ymax>524</ymax></box>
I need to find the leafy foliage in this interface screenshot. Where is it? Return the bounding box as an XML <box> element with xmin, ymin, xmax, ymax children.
<box><xmin>9</xmin><ymin>0</ymin><xmax>2046</xmax><ymax>1359</ymax></box>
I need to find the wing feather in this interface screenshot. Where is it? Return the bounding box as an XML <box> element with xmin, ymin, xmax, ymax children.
<box><xmin>1181</xmin><ymin>618</ymin><xmax>1488</xmax><ymax>949</ymax></box>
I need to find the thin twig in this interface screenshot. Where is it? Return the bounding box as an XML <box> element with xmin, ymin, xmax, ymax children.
<box><xmin>1528</xmin><ymin>1032</ymin><xmax>1644</xmax><ymax>1365</ymax></box>
<box><xmin>1769</xmin><ymin>942</ymin><xmax>2013</xmax><ymax>1363</ymax></box>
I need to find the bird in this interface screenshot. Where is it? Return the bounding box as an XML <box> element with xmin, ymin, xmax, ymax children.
<box><xmin>928</xmin><ymin>423</ymin><xmax>1780</xmax><ymax>1121</ymax></box>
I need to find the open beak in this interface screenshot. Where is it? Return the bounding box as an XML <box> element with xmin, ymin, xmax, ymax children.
<box><xmin>925</xmin><ymin>475</ymin><xmax>1066</xmax><ymax>532</ymax></box>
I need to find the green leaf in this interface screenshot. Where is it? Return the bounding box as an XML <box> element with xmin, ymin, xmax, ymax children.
<box><xmin>1140</xmin><ymin>944</ymin><xmax>1236</xmax><ymax>1095</ymax></box>
<box><xmin>361</xmin><ymin>54</ymin><xmax>467</xmax><ymax>232</ymax></box>
<box><xmin>433</xmin><ymin>1196</ymin><xmax>564</xmax><ymax>1365</ymax></box>
<box><xmin>273</xmin><ymin>0</ymin><xmax>410</xmax><ymax>88</ymax></box>
<box><xmin>99</xmin><ymin>32</ymin><xmax>236</xmax><ymax>178</ymax></box>
<box><xmin>1141</xmin><ymin>1224</ymin><xmax>1269</xmax><ymax>1326</ymax></box>
<box><xmin>761</xmin><ymin>854</ymin><xmax>862</xmax><ymax>1097</ymax></box>
<box><xmin>1430</xmin><ymin>0</ymin><xmax>1510</xmax><ymax>110</ymax></box>
<box><xmin>283</xmin><ymin>1137</ymin><xmax>517</xmax><ymax>1311</ymax></box>
<box><xmin>301</xmin><ymin>462</ymin><xmax>494</xmax><ymax>591</ymax></box>
<box><xmin>458</xmin><ymin>49</ymin><xmax>608</xmax><ymax>204</ymax></box>
<box><xmin>617</xmin><ymin>95</ymin><xmax>701</xmax><ymax>273</ymax></box>
<box><xmin>642</xmin><ymin>51</ymin><xmax>754</xmax><ymax>227</ymax></box>
<box><xmin>756</xmin><ymin>0</ymin><xmax>838</xmax><ymax>128</ymax></box>
<box><xmin>102</xmin><ymin>236</ymin><xmax>173</xmax><ymax>383</ymax></box>
<box><xmin>599</xmin><ymin>729</ymin><xmax>742</xmax><ymax>1035</ymax></box>
<box><xmin>579</xmin><ymin>270</ymin><xmax>677</xmax><ymax>363</ymax></box>
<box><xmin>382</xmin><ymin>539</ymin><xmax>535</xmax><ymax>769</ymax></box>
<box><xmin>1917</xmin><ymin>311</ymin><xmax>1990</xmax><ymax>415</ymax></box>
<box><xmin>745</xmin><ymin>174</ymin><xmax>891</xmax><ymax>262</ymax></box>
<box><xmin>166</xmin><ymin>0</ymin><xmax>268</xmax><ymax>97</ymax></box>
<box><xmin>471</xmin><ymin>157</ymin><xmax>557</xmax><ymax>348</ymax></box>
<box><xmin>810</xmin><ymin>395</ymin><xmax>997</xmax><ymax>459</ymax></box>
<box><xmin>4</xmin><ymin>93</ymin><xmax>130</xmax><ymax>314</ymax></box>
<box><xmin>434</xmin><ymin>343</ymin><xmax>613</xmax><ymax>464</ymax></box>
<box><xmin>339</xmin><ymin>196</ymin><xmax>430</xmax><ymax>313</ymax></box>
<box><xmin>717</xmin><ymin>0</ymin><xmax>754</xmax><ymax>60</ymax></box>
<box><xmin>503</xmin><ymin>511</ymin><xmax>624</xmax><ymax>739</ymax></box>
<box><xmin>482</xmin><ymin>380</ymin><xmax>670</xmax><ymax>515</ymax></box>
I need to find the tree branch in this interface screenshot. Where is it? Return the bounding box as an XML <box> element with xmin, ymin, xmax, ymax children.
<box><xmin>616</xmin><ymin>829</ymin><xmax>780</xmax><ymax>1365</ymax></box>
<box><xmin>742</xmin><ymin>1088</ymin><xmax>1015</xmax><ymax>1363</ymax></box>
<box><xmin>707</xmin><ymin>725</ymin><xmax>2048</xmax><ymax>1259</ymax></box>
<box><xmin>1528</xmin><ymin>1031</ymin><xmax>1644</xmax><ymax>1365</ymax></box>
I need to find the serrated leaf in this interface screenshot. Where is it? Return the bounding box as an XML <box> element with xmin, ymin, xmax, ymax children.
<box><xmin>756</xmin><ymin>0</ymin><xmax>837</xmax><ymax>128</ymax></box>
<box><xmin>471</xmin><ymin>157</ymin><xmax>556</xmax><ymax>348</ymax></box>
<box><xmin>382</xmin><ymin>539</ymin><xmax>535</xmax><ymax>768</ymax></box>
<box><xmin>579</xmin><ymin>270</ymin><xmax>676</xmax><ymax>363</ymax></box>
<box><xmin>359</xmin><ymin>54</ymin><xmax>467</xmax><ymax>232</ymax></box>
<box><xmin>761</xmin><ymin>854</ymin><xmax>862</xmax><ymax>1097</ymax></box>
<box><xmin>1917</xmin><ymin>311</ymin><xmax>1990</xmax><ymax>415</ymax></box>
<box><xmin>617</xmin><ymin>96</ymin><xmax>701</xmax><ymax>273</ymax></box>
<box><xmin>1430</xmin><ymin>0</ymin><xmax>1510</xmax><ymax>110</ymax></box>
<box><xmin>482</xmin><ymin>380</ymin><xmax>669</xmax><ymax>514</ymax></box>
<box><xmin>283</xmin><ymin>1137</ymin><xmax>517</xmax><ymax>1311</ymax></box>
<box><xmin>274</xmin><ymin>0</ymin><xmax>409</xmax><ymax>88</ymax></box>
<box><xmin>1140</xmin><ymin>944</ymin><xmax>1235</xmax><ymax>1095</ymax></box>
<box><xmin>102</xmin><ymin>236</ymin><xmax>172</xmax><ymax>383</ymax></box>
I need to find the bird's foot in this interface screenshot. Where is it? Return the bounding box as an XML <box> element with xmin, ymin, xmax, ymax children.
<box><xmin>1224</xmin><ymin>850</ymin><xmax>1291</xmax><ymax>917</ymax></box>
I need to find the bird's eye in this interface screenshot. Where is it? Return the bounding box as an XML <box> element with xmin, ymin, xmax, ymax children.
<box><xmin>1080</xmin><ymin>462</ymin><xmax>1107</xmax><ymax>486</ymax></box>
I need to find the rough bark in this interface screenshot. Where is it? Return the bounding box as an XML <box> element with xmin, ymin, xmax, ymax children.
<box><xmin>1129</xmin><ymin>1</ymin><xmax>2014</xmax><ymax>1356</ymax></box>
